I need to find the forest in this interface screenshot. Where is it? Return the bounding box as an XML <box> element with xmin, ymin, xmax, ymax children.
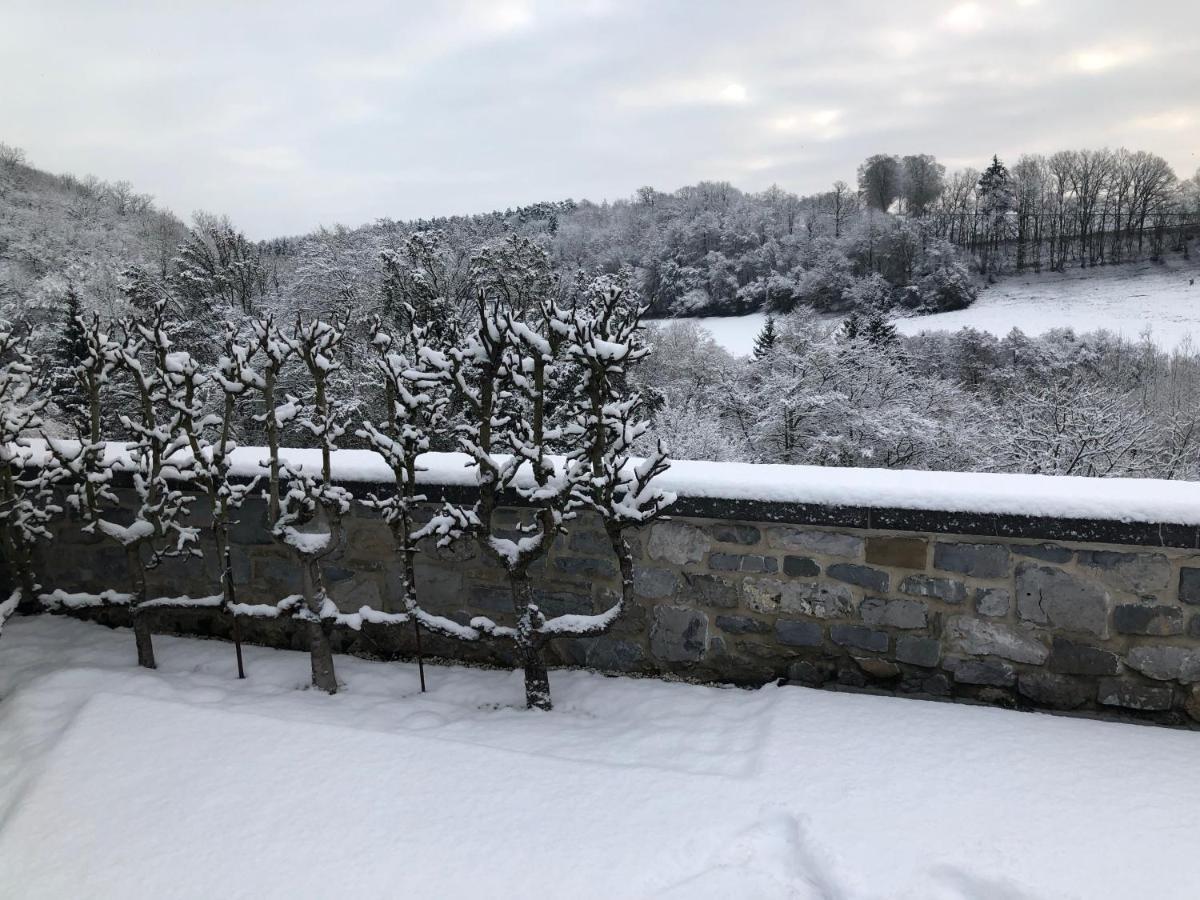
<box><xmin>2</xmin><ymin>140</ymin><xmax>1200</xmax><ymax>479</ymax></box>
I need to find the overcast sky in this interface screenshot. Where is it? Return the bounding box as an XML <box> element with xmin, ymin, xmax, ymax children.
<box><xmin>3</xmin><ymin>0</ymin><xmax>1197</xmax><ymax>237</ymax></box>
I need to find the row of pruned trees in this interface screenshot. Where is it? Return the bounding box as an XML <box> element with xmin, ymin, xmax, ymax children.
<box><xmin>0</xmin><ymin>275</ymin><xmax>673</xmax><ymax>710</ymax></box>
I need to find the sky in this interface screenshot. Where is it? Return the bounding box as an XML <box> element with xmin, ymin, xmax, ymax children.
<box><xmin>2</xmin><ymin>0</ymin><xmax>1197</xmax><ymax>238</ymax></box>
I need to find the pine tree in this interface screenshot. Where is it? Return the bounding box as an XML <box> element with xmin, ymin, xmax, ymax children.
<box><xmin>977</xmin><ymin>155</ymin><xmax>1014</xmax><ymax>217</ymax></box>
<box><xmin>863</xmin><ymin>311</ymin><xmax>899</xmax><ymax>349</ymax></box>
<box><xmin>752</xmin><ymin>315</ymin><xmax>778</xmax><ymax>359</ymax></box>
<box><xmin>49</xmin><ymin>285</ymin><xmax>88</xmax><ymax>431</ymax></box>
<box><xmin>839</xmin><ymin>312</ymin><xmax>862</xmax><ymax>342</ymax></box>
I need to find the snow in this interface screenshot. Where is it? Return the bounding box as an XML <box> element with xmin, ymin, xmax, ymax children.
<box><xmin>662</xmin><ymin>259</ymin><xmax>1200</xmax><ymax>356</ymax></box>
<box><xmin>894</xmin><ymin>258</ymin><xmax>1200</xmax><ymax>348</ymax></box>
<box><xmin>649</xmin><ymin>311</ymin><xmax>770</xmax><ymax>357</ymax></box>
<box><xmin>19</xmin><ymin>438</ymin><xmax>1200</xmax><ymax>525</ymax></box>
<box><xmin>2</xmin><ymin>616</ymin><xmax>1199</xmax><ymax>898</ymax></box>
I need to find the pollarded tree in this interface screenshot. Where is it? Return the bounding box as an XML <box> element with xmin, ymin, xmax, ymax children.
<box><xmin>415</xmin><ymin>283</ymin><xmax>578</xmax><ymax>709</ymax></box>
<box><xmin>0</xmin><ymin>324</ymin><xmax>61</xmax><ymax>625</ymax></box>
<box><xmin>171</xmin><ymin>322</ymin><xmax>263</xmax><ymax>677</ymax></box>
<box><xmin>85</xmin><ymin>300</ymin><xmax>204</xmax><ymax>667</ymax></box>
<box><xmin>560</xmin><ymin>280</ymin><xmax>675</xmax><ymax>642</ymax></box>
<box><xmin>355</xmin><ymin>313</ymin><xmax>465</xmax><ymax>689</ymax></box>
<box><xmin>415</xmin><ymin>276</ymin><xmax>674</xmax><ymax>710</ymax></box>
<box><xmin>267</xmin><ymin>316</ymin><xmax>353</xmax><ymax>694</ymax></box>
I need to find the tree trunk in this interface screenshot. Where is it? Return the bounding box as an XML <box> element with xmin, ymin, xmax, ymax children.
<box><xmin>132</xmin><ymin>609</ymin><xmax>157</xmax><ymax>669</ymax></box>
<box><xmin>127</xmin><ymin>547</ymin><xmax>156</xmax><ymax>669</ymax></box>
<box><xmin>215</xmin><ymin>525</ymin><xmax>246</xmax><ymax>679</ymax></box>
<box><xmin>302</xmin><ymin>560</ymin><xmax>338</xmax><ymax>694</ymax></box>
<box><xmin>520</xmin><ymin>640</ymin><xmax>551</xmax><ymax>711</ymax></box>
<box><xmin>512</xmin><ymin>575</ymin><xmax>551</xmax><ymax>710</ymax></box>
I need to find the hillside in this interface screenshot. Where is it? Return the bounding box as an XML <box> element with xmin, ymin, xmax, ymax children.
<box><xmin>0</xmin><ymin>147</ymin><xmax>186</xmax><ymax>328</ymax></box>
<box><xmin>894</xmin><ymin>255</ymin><xmax>1200</xmax><ymax>349</ymax></box>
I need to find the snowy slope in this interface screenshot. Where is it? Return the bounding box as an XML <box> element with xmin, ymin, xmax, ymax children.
<box><xmin>895</xmin><ymin>257</ymin><xmax>1200</xmax><ymax>347</ymax></box>
<box><xmin>659</xmin><ymin>258</ymin><xmax>1200</xmax><ymax>355</ymax></box>
<box><xmin>1</xmin><ymin>617</ymin><xmax>1199</xmax><ymax>899</ymax></box>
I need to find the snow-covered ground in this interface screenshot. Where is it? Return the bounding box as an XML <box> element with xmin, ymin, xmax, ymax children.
<box><xmin>3</xmin><ymin>617</ymin><xmax>1200</xmax><ymax>899</ymax></box>
<box><xmin>895</xmin><ymin>258</ymin><xmax>1200</xmax><ymax>348</ymax></box>
<box><xmin>657</xmin><ymin>258</ymin><xmax>1200</xmax><ymax>355</ymax></box>
<box><xmin>650</xmin><ymin>311</ymin><xmax>771</xmax><ymax>357</ymax></box>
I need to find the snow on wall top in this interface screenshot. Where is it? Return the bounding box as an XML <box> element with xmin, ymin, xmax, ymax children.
<box><xmin>17</xmin><ymin>440</ymin><xmax>1200</xmax><ymax>526</ymax></box>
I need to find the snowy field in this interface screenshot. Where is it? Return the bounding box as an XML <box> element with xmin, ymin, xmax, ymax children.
<box><xmin>658</xmin><ymin>258</ymin><xmax>1200</xmax><ymax>356</ymax></box>
<box><xmin>2</xmin><ymin>617</ymin><xmax>1200</xmax><ymax>899</ymax></box>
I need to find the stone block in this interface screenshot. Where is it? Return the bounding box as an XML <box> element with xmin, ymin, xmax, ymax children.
<box><xmin>535</xmin><ymin>590</ymin><xmax>593</xmax><ymax>617</ymax></box>
<box><xmin>1180</xmin><ymin>567</ymin><xmax>1200</xmax><ymax>605</ymax></box>
<box><xmin>1097</xmin><ymin>678</ymin><xmax>1173</xmax><ymax>711</ymax></box>
<box><xmin>1018</xmin><ymin>672</ymin><xmax>1091</xmax><ymax>709</ymax></box>
<box><xmin>228</xmin><ymin>501</ymin><xmax>273</xmax><ymax>546</ymax></box>
<box><xmin>469</xmin><ymin>583</ymin><xmax>512</xmax><ymax>614</ymax></box>
<box><xmin>649</xmin><ymin>606</ymin><xmax>708</xmax><ymax>663</ymax></box>
<box><xmin>705</xmin><ymin>523</ymin><xmax>761</xmax><ymax>545</ymax></box>
<box><xmin>1047</xmin><ymin>637</ymin><xmax>1121</xmax><ymax>675</ymax></box>
<box><xmin>632</xmin><ymin>566</ymin><xmax>679</xmax><ymax>600</ymax></box>
<box><xmin>787</xmin><ymin>659</ymin><xmax>835</xmax><ymax>685</ymax></box>
<box><xmin>715</xmin><ymin>614</ymin><xmax>771</xmax><ymax>635</ymax></box>
<box><xmin>1015</xmin><ymin>563</ymin><xmax>1109</xmax><ymax>637</ymax></box>
<box><xmin>860</xmin><ymin>596</ymin><xmax>928</xmax><ymax>629</ymax></box>
<box><xmin>830</xmin><ymin>624</ymin><xmax>888</xmax><ymax>652</ymax></box>
<box><xmin>742</xmin><ymin>578</ymin><xmax>785</xmax><ymax>613</ymax></box>
<box><xmin>561</xmin><ymin>636</ymin><xmax>645</xmax><ymax>672</ymax></box>
<box><xmin>896</xmin><ymin>635</ymin><xmax>941</xmax><ymax>667</ymax></box>
<box><xmin>945</xmin><ymin>616</ymin><xmax>1048</xmax><ymax>665</ymax></box>
<box><xmin>1191</xmin><ymin>614</ymin><xmax>1200</xmax><ymax>639</ymax></box>
<box><xmin>780</xmin><ymin>582</ymin><xmax>853</xmax><ymax>618</ymax></box>
<box><xmin>933</xmin><ymin>542</ymin><xmax>1010</xmax><ymax>579</ymax></box>
<box><xmin>1113</xmin><ymin>603</ymin><xmax>1184</xmax><ymax>636</ymax></box>
<box><xmin>782</xmin><ymin>556</ymin><xmax>820</xmax><ymax>577</ymax></box>
<box><xmin>975</xmin><ymin>587</ymin><xmax>1011</xmax><ymax>617</ymax></box>
<box><xmin>854</xmin><ymin>656</ymin><xmax>902</xmax><ymax>679</ymax></box>
<box><xmin>412</xmin><ymin>559</ymin><xmax>464</xmax><ymax>607</ymax></box>
<box><xmin>646</xmin><ymin>521</ymin><xmax>711</xmax><ymax>566</ymax></box>
<box><xmin>1075</xmin><ymin>550</ymin><xmax>1170</xmax><ymax>594</ymax></box>
<box><xmin>865</xmin><ymin>536</ymin><xmax>927</xmax><ymax>569</ymax></box>
<box><xmin>827</xmin><ymin>563</ymin><xmax>888</xmax><ymax>593</ymax></box>
<box><xmin>708</xmin><ymin>553</ymin><xmax>777</xmax><ymax>574</ymax></box>
<box><xmin>900</xmin><ymin>574</ymin><xmax>967</xmax><ymax>604</ymax></box>
<box><xmin>554</xmin><ymin>556</ymin><xmax>617</xmax><ymax>578</ymax></box>
<box><xmin>766</xmin><ymin>527</ymin><xmax>864</xmax><ymax>559</ymax></box>
<box><xmin>1125</xmin><ymin>646</ymin><xmax>1200</xmax><ymax>683</ymax></box>
<box><xmin>775</xmin><ymin>619</ymin><xmax>823</xmax><ymax>647</ymax></box>
<box><xmin>568</xmin><ymin>530</ymin><xmax>611</xmax><ymax>555</ymax></box>
<box><xmin>1013</xmin><ymin>543</ymin><xmax>1073</xmax><ymax>564</ymax></box>
<box><xmin>949</xmin><ymin>657</ymin><xmax>1016</xmax><ymax>686</ymax></box>
<box><xmin>678</xmin><ymin>572</ymin><xmax>739</xmax><ymax>608</ymax></box>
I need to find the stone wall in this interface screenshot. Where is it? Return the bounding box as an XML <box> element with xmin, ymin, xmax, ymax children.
<box><xmin>38</xmin><ymin>484</ymin><xmax>1200</xmax><ymax>727</ymax></box>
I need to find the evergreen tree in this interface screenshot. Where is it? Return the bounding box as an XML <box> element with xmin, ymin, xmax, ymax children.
<box><xmin>49</xmin><ymin>285</ymin><xmax>88</xmax><ymax>431</ymax></box>
<box><xmin>752</xmin><ymin>315</ymin><xmax>778</xmax><ymax>359</ymax></box>
<box><xmin>977</xmin><ymin>155</ymin><xmax>1014</xmax><ymax>217</ymax></box>
<box><xmin>863</xmin><ymin>311</ymin><xmax>899</xmax><ymax>349</ymax></box>
<box><xmin>838</xmin><ymin>311</ymin><xmax>862</xmax><ymax>342</ymax></box>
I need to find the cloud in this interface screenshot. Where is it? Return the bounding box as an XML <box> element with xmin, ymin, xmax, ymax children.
<box><xmin>1071</xmin><ymin>43</ymin><xmax>1149</xmax><ymax>73</ymax></box>
<box><xmin>940</xmin><ymin>3</ymin><xmax>990</xmax><ymax>33</ymax></box>
<box><xmin>2</xmin><ymin>0</ymin><xmax>1196</xmax><ymax>237</ymax></box>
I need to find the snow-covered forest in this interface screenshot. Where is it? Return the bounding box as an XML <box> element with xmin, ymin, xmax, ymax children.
<box><xmin>3</xmin><ymin>141</ymin><xmax>1200</xmax><ymax>479</ymax></box>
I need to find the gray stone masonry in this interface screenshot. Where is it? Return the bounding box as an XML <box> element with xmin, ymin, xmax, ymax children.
<box><xmin>37</xmin><ymin>487</ymin><xmax>1200</xmax><ymax>727</ymax></box>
